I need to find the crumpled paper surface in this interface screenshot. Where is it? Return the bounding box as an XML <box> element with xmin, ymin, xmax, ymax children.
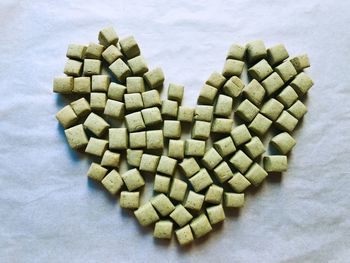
<box><xmin>0</xmin><ymin>0</ymin><xmax>350</xmax><ymax>262</ymax></box>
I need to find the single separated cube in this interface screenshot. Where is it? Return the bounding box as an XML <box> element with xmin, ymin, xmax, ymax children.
<box><xmin>228</xmin><ymin>172</ymin><xmax>251</xmax><ymax>193</ymax></box>
<box><xmin>161</xmin><ymin>100</ymin><xmax>178</xmax><ymax>118</ymax></box>
<box><xmin>139</xmin><ymin>154</ymin><xmax>160</xmax><ymax>173</ymax></box>
<box><xmin>198</xmin><ymin>84</ymin><xmax>218</xmax><ymax>105</ymax></box>
<box><xmin>126</xmin><ymin>149</ymin><xmax>143</xmax><ymax>167</ymax></box>
<box><xmin>124</xmin><ymin>93</ymin><xmax>144</xmax><ymax>111</ymax></box>
<box><xmin>146</xmin><ymin>130</ymin><xmax>164</xmax><ymax>150</ymax></box>
<box><xmin>157</xmin><ymin>156</ymin><xmax>178</xmax><ymax>176</ymax></box>
<box><xmin>53</xmin><ymin>76</ymin><xmax>73</xmax><ymax>94</ymax></box>
<box><xmin>154</xmin><ymin>220</ymin><xmax>173</xmax><ymax>239</ymax></box>
<box><xmin>205</xmin><ymin>71</ymin><xmax>226</xmax><ymax>89</ymax></box>
<box><xmin>184</xmin><ymin>191</ymin><xmax>205</xmax><ymax>211</ymax></box>
<box><xmin>101</xmin><ymin>150</ymin><xmax>120</xmax><ymax>168</ymax></box>
<box><xmin>264</xmin><ymin>155</ymin><xmax>288</xmax><ymax>172</ymax></box>
<box><xmin>185</xmin><ymin>139</ymin><xmax>206</xmax><ymax>157</ymax></box>
<box><xmin>151</xmin><ymin>193</ymin><xmax>175</xmax><ymax>216</ymax></box>
<box><xmin>267</xmin><ymin>44</ymin><xmax>289</xmax><ymax>66</ymax></box>
<box><xmin>205</xmin><ymin>185</ymin><xmax>224</xmax><ymax>204</ymax></box>
<box><xmin>277</xmin><ymin>86</ymin><xmax>298</xmax><ymax>108</ymax></box>
<box><xmin>90</xmin><ymin>92</ymin><xmax>107</xmax><ymax>111</ymax></box>
<box><xmin>169</xmin><ymin>178</ymin><xmax>188</xmax><ymax>202</ymax></box>
<box><xmin>125</xmin><ymin>112</ymin><xmax>146</xmax><ymax>132</ymax></box>
<box><xmin>144</xmin><ymin>67</ymin><xmax>165</xmax><ymax>89</ymax></box>
<box><xmin>129</xmin><ymin>131</ymin><xmax>146</xmax><ymax>149</ymax></box>
<box><xmin>214</xmin><ymin>94</ymin><xmax>233</xmax><ymax>117</ymax></box>
<box><xmin>287</xmin><ymin>100</ymin><xmax>307</xmax><ymax>120</ymax></box>
<box><xmin>223</xmin><ymin>76</ymin><xmax>245</xmax><ymax>98</ymax></box>
<box><xmin>170</xmin><ymin>205</ymin><xmax>193</xmax><ymax>227</ymax></box>
<box><xmin>275</xmin><ymin>60</ymin><xmax>297</xmax><ymax>82</ymax></box>
<box><xmin>248</xmin><ymin>59</ymin><xmax>273</xmax><ymax>81</ymax></box>
<box><xmin>134</xmin><ymin>202</ymin><xmax>159</xmax><ymax>227</ymax></box>
<box><xmin>290</xmin><ymin>54</ymin><xmax>310</xmax><ymax>72</ymax></box>
<box><xmin>101</xmin><ymin>170</ymin><xmax>123</xmax><ymax>194</ymax></box>
<box><xmin>235</xmin><ymin>99</ymin><xmax>259</xmax><ymax>122</ymax></box>
<box><xmin>119</xmin><ymin>36</ymin><xmax>140</xmax><ymax>59</ymax></box>
<box><xmin>211</xmin><ymin>118</ymin><xmax>233</xmax><ymax>134</ymax></box>
<box><xmin>261</xmin><ymin>72</ymin><xmax>284</xmax><ymax>96</ymax></box>
<box><xmin>126</xmin><ymin>76</ymin><xmax>145</xmax><ymax>93</ymax></box>
<box><xmin>270</xmin><ymin>132</ymin><xmax>296</xmax><ymax>154</ymax></box>
<box><xmin>66</xmin><ymin>44</ymin><xmax>86</xmax><ymax>60</ymax></box>
<box><xmin>230</xmin><ymin>150</ymin><xmax>253</xmax><ymax>174</ymax></box>
<box><xmin>85</xmin><ymin>137</ymin><xmax>108</xmax><ymax>156</ymax></box>
<box><xmin>213</xmin><ymin>136</ymin><xmax>236</xmax><ymax>157</ymax></box>
<box><xmin>70</xmin><ymin>98</ymin><xmax>91</xmax><ymax>117</ymax></box>
<box><xmin>248</xmin><ymin>113</ymin><xmax>273</xmax><ymax>136</ymax></box>
<box><xmin>64</xmin><ymin>59</ymin><xmax>82</xmax><ymax>76</ymax></box>
<box><xmin>120</xmin><ymin>191</ymin><xmax>140</xmax><ymax>209</ymax></box>
<box><xmin>83</xmin><ymin>59</ymin><xmax>101</xmax><ymax>76</ymax></box>
<box><xmin>243</xmin><ymin>136</ymin><xmax>265</xmax><ymax>159</ymax></box>
<box><xmin>98</xmin><ymin>27</ymin><xmax>118</xmax><ymax>46</ymax></box>
<box><xmin>85</xmin><ymin>42</ymin><xmax>104</xmax><ymax>59</ymax></box>
<box><xmin>64</xmin><ymin>124</ymin><xmax>88</xmax><ymax>149</ymax></box>
<box><xmin>246</xmin><ymin>40</ymin><xmax>267</xmax><ymax>64</ymax></box>
<box><xmin>275</xmin><ymin>111</ymin><xmax>298</xmax><ymax>133</ymax></box>
<box><xmin>245</xmin><ymin>163</ymin><xmax>268</xmax><ymax>186</ymax></box>
<box><xmin>179</xmin><ymin>158</ymin><xmax>200</xmax><ymax>178</ymax></box>
<box><xmin>168</xmin><ymin>83</ymin><xmax>184</xmax><ymax>103</ymax></box>
<box><xmin>168</xmin><ymin>139</ymin><xmax>185</xmax><ymax>159</ymax></box>
<box><xmin>84</xmin><ymin>112</ymin><xmax>110</xmax><ymax>137</ymax></box>
<box><xmin>222</xmin><ymin>59</ymin><xmax>245</xmax><ymax>77</ymax></box>
<box><xmin>56</xmin><ymin>105</ymin><xmax>78</xmax><ymax>128</ymax></box>
<box><xmin>73</xmin><ymin>76</ymin><xmax>90</xmax><ymax>93</ymax></box>
<box><xmin>178</xmin><ymin>106</ymin><xmax>194</xmax><ymax>123</ymax></box>
<box><xmin>206</xmin><ymin>204</ymin><xmax>225</xmax><ymax>225</ymax></box>
<box><xmin>87</xmin><ymin>162</ymin><xmax>108</xmax><ymax>181</ymax></box>
<box><xmin>194</xmin><ymin>105</ymin><xmax>213</xmax><ymax>121</ymax></box>
<box><xmin>92</xmin><ymin>75</ymin><xmax>110</xmax><ymax>92</ymax></box>
<box><xmin>260</xmin><ymin>98</ymin><xmax>284</xmax><ymax>121</ymax></box>
<box><xmin>128</xmin><ymin>55</ymin><xmax>149</xmax><ymax>76</ymax></box>
<box><xmin>213</xmin><ymin>161</ymin><xmax>234</xmax><ymax>183</ymax></box>
<box><xmin>226</xmin><ymin>43</ymin><xmax>246</xmax><ymax>61</ymax></box>
<box><xmin>230</xmin><ymin>124</ymin><xmax>252</xmax><ymax>146</ymax></box>
<box><xmin>224</xmin><ymin>193</ymin><xmax>245</xmax><ymax>208</ymax></box>
<box><xmin>175</xmin><ymin>225</ymin><xmax>194</xmax><ymax>246</ymax></box>
<box><xmin>104</xmin><ymin>99</ymin><xmax>124</xmax><ymax>119</ymax></box>
<box><xmin>109</xmin><ymin>128</ymin><xmax>128</xmax><ymax>149</ymax></box>
<box><xmin>142</xmin><ymin>90</ymin><xmax>161</xmax><ymax>108</ymax></box>
<box><xmin>191</xmin><ymin>121</ymin><xmax>211</xmax><ymax>140</ymax></box>
<box><xmin>109</xmin><ymin>58</ymin><xmax>131</xmax><ymax>83</ymax></box>
<box><xmin>141</xmin><ymin>107</ymin><xmax>162</xmax><ymax>126</ymax></box>
<box><xmin>121</xmin><ymin>168</ymin><xmax>145</xmax><ymax>191</ymax></box>
<box><xmin>102</xmin><ymin>45</ymin><xmax>123</xmax><ymax>64</ymax></box>
<box><xmin>189</xmin><ymin>168</ymin><xmax>213</xmax><ymax>192</ymax></box>
<box><xmin>190</xmin><ymin>214</ymin><xmax>212</xmax><ymax>239</ymax></box>
<box><xmin>164</xmin><ymin>120</ymin><xmax>181</xmax><ymax>139</ymax></box>
<box><xmin>154</xmin><ymin>174</ymin><xmax>171</xmax><ymax>194</ymax></box>
<box><xmin>201</xmin><ymin>148</ymin><xmax>222</xmax><ymax>170</ymax></box>
<box><xmin>108</xmin><ymin>83</ymin><xmax>126</xmax><ymax>101</ymax></box>
<box><xmin>243</xmin><ymin>79</ymin><xmax>266</xmax><ymax>106</ymax></box>
<box><xmin>290</xmin><ymin>72</ymin><xmax>314</xmax><ymax>96</ymax></box>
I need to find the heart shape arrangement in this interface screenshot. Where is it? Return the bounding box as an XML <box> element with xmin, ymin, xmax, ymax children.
<box><xmin>53</xmin><ymin>27</ymin><xmax>313</xmax><ymax>246</ymax></box>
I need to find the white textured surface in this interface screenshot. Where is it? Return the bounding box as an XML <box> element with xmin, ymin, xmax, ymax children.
<box><xmin>1</xmin><ymin>0</ymin><xmax>350</xmax><ymax>262</ymax></box>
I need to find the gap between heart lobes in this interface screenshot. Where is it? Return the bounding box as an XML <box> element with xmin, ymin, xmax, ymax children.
<box><xmin>53</xmin><ymin>26</ymin><xmax>313</xmax><ymax>246</ymax></box>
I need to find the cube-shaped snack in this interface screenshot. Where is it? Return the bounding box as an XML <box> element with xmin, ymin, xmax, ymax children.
<box><xmin>85</xmin><ymin>42</ymin><xmax>104</xmax><ymax>59</ymax></box>
<box><xmin>101</xmin><ymin>170</ymin><xmax>123</xmax><ymax>194</ymax></box>
<box><xmin>83</xmin><ymin>59</ymin><xmax>101</xmax><ymax>76</ymax></box>
<box><xmin>53</xmin><ymin>76</ymin><xmax>73</xmax><ymax>94</ymax></box>
<box><xmin>124</xmin><ymin>93</ymin><xmax>144</xmax><ymax>111</ymax></box>
<box><xmin>168</xmin><ymin>139</ymin><xmax>185</xmax><ymax>159</ymax></box>
<box><xmin>214</xmin><ymin>94</ymin><xmax>233</xmax><ymax>117</ymax></box>
<box><xmin>168</xmin><ymin>83</ymin><xmax>184</xmax><ymax>103</ymax></box>
<box><xmin>248</xmin><ymin>59</ymin><xmax>273</xmax><ymax>81</ymax></box>
<box><xmin>290</xmin><ymin>72</ymin><xmax>314</xmax><ymax>96</ymax></box>
<box><xmin>261</xmin><ymin>72</ymin><xmax>284</xmax><ymax>96</ymax></box>
<box><xmin>101</xmin><ymin>150</ymin><xmax>120</xmax><ymax>168</ymax></box>
<box><xmin>164</xmin><ymin>120</ymin><xmax>181</xmax><ymax>139</ymax></box>
<box><xmin>248</xmin><ymin>113</ymin><xmax>273</xmax><ymax>136</ymax></box>
<box><xmin>229</xmin><ymin>150</ymin><xmax>253</xmax><ymax>174</ymax></box>
<box><xmin>213</xmin><ymin>136</ymin><xmax>236</xmax><ymax>157</ymax></box>
<box><xmin>190</xmin><ymin>213</ymin><xmax>212</xmax><ymax>239</ymax></box>
<box><xmin>84</xmin><ymin>112</ymin><xmax>110</xmax><ymax>137</ymax></box>
<box><xmin>276</xmin><ymin>86</ymin><xmax>298</xmax><ymax>108</ymax></box>
<box><xmin>90</xmin><ymin>92</ymin><xmax>107</xmax><ymax>111</ymax></box>
<box><xmin>290</xmin><ymin>54</ymin><xmax>310</xmax><ymax>72</ymax></box>
<box><xmin>245</xmin><ymin>163</ymin><xmax>268</xmax><ymax>186</ymax></box>
<box><xmin>205</xmin><ymin>185</ymin><xmax>223</xmax><ymax>204</ymax></box>
<box><xmin>201</xmin><ymin>148</ymin><xmax>222</xmax><ymax>170</ymax></box>
<box><xmin>141</xmin><ymin>90</ymin><xmax>161</xmax><ymax>108</ymax></box>
<box><xmin>264</xmin><ymin>155</ymin><xmax>288</xmax><ymax>172</ymax></box>
<box><xmin>175</xmin><ymin>225</ymin><xmax>194</xmax><ymax>246</ymax></box>
<box><xmin>191</xmin><ymin>121</ymin><xmax>211</xmax><ymax>140</ymax></box>
<box><xmin>141</xmin><ymin>107</ymin><xmax>162</xmax><ymax>126</ymax></box>
<box><xmin>151</xmin><ymin>194</ymin><xmax>175</xmax><ymax>216</ymax></box>
<box><xmin>64</xmin><ymin>59</ymin><xmax>82</xmax><ymax>76</ymax></box>
<box><xmin>243</xmin><ymin>136</ymin><xmax>265</xmax><ymax>159</ymax></box>
<box><xmin>129</xmin><ymin>131</ymin><xmax>146</xmax><ymax>149</ymax></box>
<box><xmin>224</xmin><ymin>193</ymin><xmax>245</xmax><ymax>208</ymax></box>
<box><xmin>170</xmin><ymin>204</ymin><xmax>193</xmax><ymax>227</ymax></box>
<box><xmin>213</xmin><ymin>161</ymin><xmax>234</xmax><ymax>183</ymax></box>
<box><xmin>128</xmin><ymin>55</ymin><xmax>149</xmax><ymax>76</ymax></box>
<box><xmin>206</xmin><ymin>204</ymin><xmax>225</xmax><ymax>225</ymax></box>
<box><xmin>87</xmin><ymin>162</ymin><xmax>108</xmax><ymax>181</ymax></box>
<box><xmin>73</xmin><ymin>76</ymin><xmax>91</xmax><ymax>93</ymax></box>
<box><xmin>102</xmin><ymin>45</ymin><xmax>123</xmax><ymax>64</ymax></box>
<box><xmin>236</xmin><ymin>99</ymin><xmax>259</xmax><ymax>122</ymax></box>
<box><xmin>242</xmin><ymin>79</ymin><xmax>266</xmax><ymax>106</ymax></box>
<box><xmin>275</xmin><ymin>60</ymin><xmax>297</xmax><ymax>82</ymax></box>
<box><xmin>179</xmin><ymin>158</ymin><xmax>200</xmax><ymax>178</ymax></box>
<box><xmin>228</xmin><ymin>172</ymin><xmax>251</xmax><ymax>193</ymax></box>
<box><xmin>275</xmin><ymin>111</ymin><xmax>298</xmax><ymax>133</ymax></box>
<box><xmin>270</xmin><ymin>132</ymin><xmax>296</xmax><ymax>155</ymax></box>
<box><xmin>109</xmin><ymin>128</ymin><xmax>128</xmax><ymax>149</ymax></box>
<box><xmin>120</xmin><ymin>191</ymin><xmax>140</xmax><ymax>209</ymax></box>
<box><xmin>104</xmin><ymin>99</ymin><xmax>124</xmax><ymax>119</ymax></box>
<box><xmin>194</xmin><ymin>105</ymin><xmax>213</xmax><ymax>122</ymax></box>
<box><xmin>205</xmin><ymin>72</ymin><xmax>226</xmax><ymax>89</ymax></box>
<box><xmin>157</xmin><ymin>156</ymin><xmax>177</xmax><ymax>176</ymax></box>
<box><xmin>56</xmin><ymin>105</ymin><xmax>78</xmax><ymax>128</ymax></box>
<box><xmin>260</xmin><ymin>98</ymin><xmax>284</xmax><ymax>121</ymax></box>
<box><xmin>139</xmin><ymin>153</ymin><xmax>160</xmax><ymax>173</ymax></box>
<box><xmin>121</xmin><ymin>168</ymin><xmax>145</xmax><ymax>191</ymax></box>
<box><xmin>85</xmin><ymin>137</ymin><xmax>108</xmax><ymax>156</ymax></box>
<box><xmin>161</xmin><ymin>100</ymin><xmax>178</xmax><ymax>118</ymax></box>
<box><xmin>169</xmin><ymin>178</ymin><xmax>188</xmax><ymax>202</ymax></box>
<box><xmin>64</xmin><ymin>124</ymin><xmax>88</xmax><ymax>149</ymax></box>
<box><xmin>189</xmin><ymin>168</ymin><xmax>213</xmax><ymax>192</ymax></box>
<box><xmin>154</xmin><ymin>220</ymin><xmax>173</xmax><ymax>239</ymax></box>
<box><xmin>66</xmin><ymin>44</ymin><xmax>86</xmax><ymax>60</ymax></box>
<box><xmin>126</xmin><ymin>77</ymin><xmax>145</xmax><ymax>93</ymax></box>
<box><xmin>125</xmin><ymin>112</ymin><xmax>146</xmax><ymax>132</ymax></box>
<box><xmin>108</xmin><ymin>83</ymin><xmax>126</xmax><ymax>101</ymax></box>
<box><xmin>98</xmin><ymin>27</ymin><xmax>118</xmax><ymax>46</ymax></box>
<box><xmin>109</xmin><ymin>58</ymin><xmax>131</xmax><ymax>83</ymax></box>
<box><xmin>222</xmin><ymin>59</ymin><xmax>245</xmax><ymax>77</ymax></box>
<box><xmin>70</xmin><ymin>98</ymin><xmax>91</xmax><ymax>117</ymax></box>
<box><xmin>246</xmin><ymin>40</ymin><xmax>267</xmax><ymax>64</ymax></box>
<box><xmin>126</xmin><ymin>149</ymin><xmax>143</xmax><ymax>167</ymax></box>
<box><xmin>267</xmin><ymin>44</ymin><xmax>289</xmax><ymax>66</ymax></box>
<box><xmin>144</xmin><ymin>67</ymin><xmax>165</xmax><ymax>89</ymax></box>
<box><xmin>119</xmin><ymin>36</ymin><xmax>140</xmax><ymax>59</ymax></box>
<box><xmin>184</xmin><ymin>191</ymin><xmax>205</xmax><ymax>211</ymax></box>
<box><xmin>134</xmin><ymin>202</ymin><xmax>159</xmax><ymax>227</ymax></box>
<box><xmin>198</xmin><ymin>84</ymin><xmax>218</xmax><ymax>105</ymax></box>
<box><xmin>154</xmin><ymin>174</ymin><xmax>171</xmax><ymax>194</ymax></box>
<box><xmin>91</xmin><ymin>75</ymin><xmax>110</xmax><ymax>92</ymax></box>
<box><xmin>223</xmin><ymin>76</ymin><xmax>245</xmax><ymax>98</ymax></box>
<box><xmin>211</xmin><ymin>118</ymin><xmax>233</xmax><ymax>134</ymax></box>
<box><xmin>185</xmin><ymin>139</ymin><xmax>206</xmax><ymax>157</ymax></box>
<box><xmin>287</xmin><ymin>100</ymin><xmax>307</xmax><ymax>119</ymax></box>
<box><xmin>146</xmin><ymin>130</ymin><xmax>164</xmax><ymax>150</ymax></box>
<box><xmin>226</xmin><ymin>43</ymin><xmax>246</xmax><ymax>61</ymax></box>
<box><xmin>230</xmin><ymin>124</ymin><xmax>252</xmax><ymax>146</ymax></box>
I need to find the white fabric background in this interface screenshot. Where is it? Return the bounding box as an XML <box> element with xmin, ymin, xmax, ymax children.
<box><xmin>0</xmin><ymin>0</ymin><xmax>350</xmax><ymax>262</ymax></box>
